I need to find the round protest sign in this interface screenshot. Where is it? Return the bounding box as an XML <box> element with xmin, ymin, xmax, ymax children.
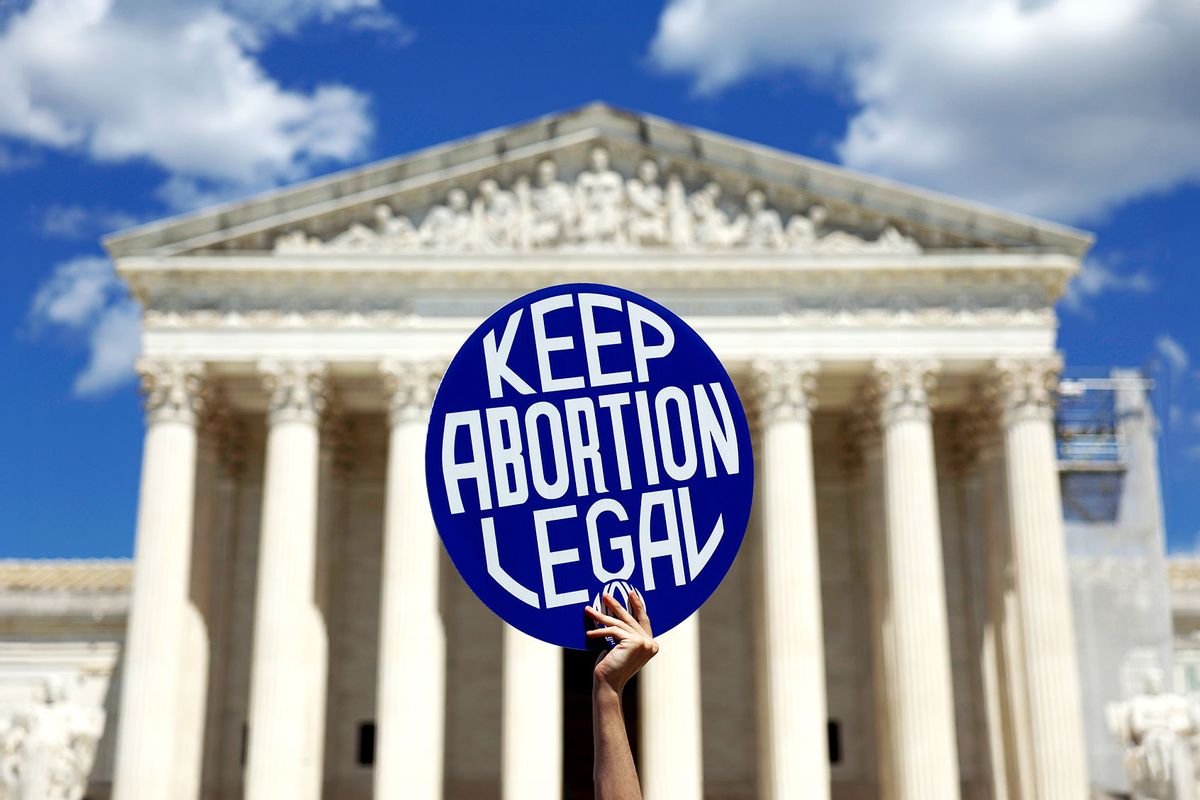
<box><xmin>426</xmin><ymin>284</ymin><xmax>754</xmax><ymax>649</ymax></box>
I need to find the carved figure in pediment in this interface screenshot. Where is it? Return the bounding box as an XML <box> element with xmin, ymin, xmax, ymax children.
<box><xmin>472</xmin><ymin>179</ymin><xmax>521</xmax><ymax>251</ymax></box>
<box><xmin>575</xmin><ymin>146</ymin><xmax>626</xmax><ymax>246</ymax></box>
<box><xmin>274</xmin><ymin>229</ymin><xmax>321</xmax><ymax>254</ymax></box>
<box><xmin>419</xmin><ymin>188</ymin><xmax>472</xmax><ymax>250</ymax></box>
<box><xmin>626</xmin><ymin>159</ymin><xmax>667</xmax><ymax>246</ymax></box>
<box><xmin>873</xmin><ymin>225</ymin><xmax>922</xmax><ymax>254</ymax></box>
<box><xmin>786</xmin><ymin>204</ymin><xmax>826</xmax><ymax>250</ymax></box>
<box><xmin>691</xmin><ymin>182</ymin><xmax>743</xmax><ymax>249</ymax></box>
<box><xmin>326</xmin><ymin>218</ymin><xmax>382</xmax><ymax>254</ymax></box>
<box><xmin>738</xmin><ymin>189</ymin><xmax>785</xmax><ymax>249</ymax></box>
<box><xmin>816</xmin><ymin>224</ymin><xmax>913</xmax><ymax>254</ymax></box>
<box><xmin>372</xmin><ymin>204</ymin><xmax>417</xmax><ymax>248</ymax></box>
<box><xmin>513</xmin><ymin>175</ymin><xmax>533</xmax><ymax>250</ymax></box>
<box><xmin>665</xmin><ymin>174</ymin><xmax>694</xmax><ymax>247</ymax></box>
<box><xmin>529</xmin><ymin>160</ymin><xmax>575</xmax><ymax>248</ymax></box>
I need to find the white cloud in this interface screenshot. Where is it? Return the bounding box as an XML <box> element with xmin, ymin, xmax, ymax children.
<box><xmin>225</xmin><ymin>0</ymin><xmax>410</xmax><ymax>39</ymax></box>
<box><xmin>29</xmin><ymin>255</ymin><xmax>141</xmax><ymax>396</ymax></box>
<box><xmin>650</xmin><ymin>0</ymin><xmax>1200</xmax><ymax>222</ymax></box>
<box><xmin>74</xmin><ymin>298</ymin><xmax>141</xmax><ymax>396</ymax></box>
<box><xmin>42</xmin><ymin>204</ymin><xmax>140</xmax><ymax>238</ymax></box>
<box><xmin>1060</xmin><ymin>258</ymin><xmax>1154</xmax><ymax>315</ymax></box>
<box><xmin>1157</xmin><ymin>334</ymin><xmax>1190</xmax><ymax>375</ymax></box>
<box><xmin>31</xmin><ymin>256</ymin><xmax>117</xmax><ymax>328</ymax></box>
<box><xmin>0</xmin><ymin>0</ymin><xmax>381</xmax><ymax>206</ymax></box>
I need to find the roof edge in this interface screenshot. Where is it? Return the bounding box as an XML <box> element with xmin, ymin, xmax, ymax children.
<box><xmin>104</xmin><ymin>101</ymin><xmax>1094</xmax><ymax>259</ymax></box>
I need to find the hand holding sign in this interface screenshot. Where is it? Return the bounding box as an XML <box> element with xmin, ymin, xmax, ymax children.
<box><xmin>586</xmin><ymin>589</ymin><xmax>657</xmax><ymax>693</ymax></box>
<box><xmin>426</xmin><ymin>283</ymin><xmax>753</xmax><ymax>648</ymax></box>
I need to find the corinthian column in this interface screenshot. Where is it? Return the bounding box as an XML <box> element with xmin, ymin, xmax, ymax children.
<box><xmin>375</xmin><ymin>360</ymin><xmax>445</xmax><ymax>800</ymax></box>
<box><xmin>849</xmin><ymin>410</ymin><xmax>892</xmax><ymax>800</ymax></box>
<box><xmin>641</xmin><ymin>616</ymin><xmax>704</xmax><ymax>800</ymax></box>
<box><xmin>245</xmin><ymin>361</ymin><xmax>328</xmax><ymax>800</ymax></box>
<box><xmin>869</xmin><ymin>360</ymin><xmax>960</xmax><ymax>800</ymax></box>
<box><xmin>752</xmin><ymin>359</ymin><xmax>830</xmax><ymax>800</ymax></box>
<box><xmin>992</xmin><ymin>358</ymin><xmax>1088</xmax><ymax>799</ymax></box>
<box><xmin>174</xmin><ymin>396</ymin><xmax>226</xmax><ymax>800</ymax></box>
<box><xmin>966</xmin><ymin>401</ymin><xmax>1035</xmax><ymax>800</ymax></box>
<box><xmin>502</xmin><ymin>625</ymin><xmax>562</xmax><ymax>800</ymax></box>
<box><xmin>113</xmin><ymin>360</ymin><xmax>206</xmax><ymax>800</ymax></box>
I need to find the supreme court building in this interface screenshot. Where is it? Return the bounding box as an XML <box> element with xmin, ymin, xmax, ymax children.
<box><xmin>5</xmin><ymin>104</ymin><xmax>1098</xmax><ymax>799</ymax></box>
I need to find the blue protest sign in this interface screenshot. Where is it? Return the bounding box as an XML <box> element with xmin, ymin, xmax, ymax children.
<box><xmin>426</xmin><ymin>284</ymin><xmax>754</xmax><ymax>649</ymax></box>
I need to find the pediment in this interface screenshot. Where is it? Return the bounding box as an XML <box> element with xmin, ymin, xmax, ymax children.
<box><xmin>105</xmin><ymin>103</ymin><xmax>1092</xmax><ymax>259</ymax></box>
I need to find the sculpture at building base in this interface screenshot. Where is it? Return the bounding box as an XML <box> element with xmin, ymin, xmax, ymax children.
<box><xmin>1108</xmin><ymin>670</ymin><xmax>1200</xmax><ymax>800</ymax></box>
<box><xmin>0</xmin><ymin>676</ymin><xmax>104</xmax><ymax>800</ymax></box>
<box><xmin>273</xmin><ymin>148</ymin><xmax>923</xmax><ymax>256</ymax></box>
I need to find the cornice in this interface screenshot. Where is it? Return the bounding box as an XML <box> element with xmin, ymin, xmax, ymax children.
<box><xmin>116</xmin><ymin>251</ymin><xmax>1080</xmax><ymax>302</ymax></box>
<box><xmin>141</xmin><ymin>306</ymin><xmax>1056</xmax><ymax>331</ymax></box>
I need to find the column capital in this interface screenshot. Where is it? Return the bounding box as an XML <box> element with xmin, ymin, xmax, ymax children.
<box><xmin>259</xmin><ymin>360</ymin><xmax>328</xmax><ymax>425</ymax></box>
<box><xmin>380</xmin><ymin>360</ymin><xmax>443</xmax><ymax>426</ymax></box>
<box><xmin>138</xmin><ymin>358</ymin><xmax>207</xmax><ymax>426</ymax></box>
<box><xmin>988</xmin><ymin>357</ymin><xmax>1062</xmax><ymax>424</ymax></box>
<box><xmin>868</xmin><ymin>359</ymin><xmax>939</xmax><ymax>426</ymax></box>
<box><xmin>751</xmin><ymin>359</ymin><xmax>819</xmax><ymax>426</ymax></box>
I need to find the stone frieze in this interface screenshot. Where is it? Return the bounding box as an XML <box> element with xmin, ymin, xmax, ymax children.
<box><xmin>273</xmin><ymin>147</ymin><xmax>922</xmax><ymax>256</ymax></box>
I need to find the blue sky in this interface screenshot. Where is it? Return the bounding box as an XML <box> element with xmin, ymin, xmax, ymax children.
<box><xmin>2</xmin><ymin>0</ymin><xmax>1198</xmax><ymax>557</ymax></box>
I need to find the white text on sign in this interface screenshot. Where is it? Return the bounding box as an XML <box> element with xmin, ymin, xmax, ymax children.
<box><xmin>441</xmin><ymin>292</ymin><xmax>740</xmax><ymax>609</ymax></box>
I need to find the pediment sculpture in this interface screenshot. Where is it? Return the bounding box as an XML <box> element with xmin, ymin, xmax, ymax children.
<box><xmin>274</xmin><ymin>146</ymin><xmax>921</xmax><ymax>256</ymax></box>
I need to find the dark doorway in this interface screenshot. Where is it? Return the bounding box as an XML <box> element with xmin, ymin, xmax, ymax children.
<box><xmin>357</xmin><ymin>721</ymin><xmax>376</xmax><ymax>766</ymax></box>
<box><xmin>562</xmin><ymin>648</ymin><xmax>640</xmax><ymax>800</ymax></box>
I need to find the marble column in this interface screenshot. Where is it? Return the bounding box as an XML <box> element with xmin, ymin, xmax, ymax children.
<box><xmin>752</xmin><ymin>360</ymin><xmax>830</xmax><ymax>800</ymax></box>
<box><xmin>113</xmin><ymin>360</ymin><xmax>206</xmax><ymax>800</ymax></box>
<box><xmin>869</xmin><ymin>360</ymin><xmax>961</xmax><ymax>800</ymax></box>
<box><xmin>174</xmin><ymin>401</ymin><xmax>223</xmax><ymax>800</ymax></box>
<box><xmin>993</xmin><ymin>358</ymin><xmax>1088</xmax><ymax>799</ymax></box>
<box><xmin>301</xmin><ymin>410</ymin><xmax>345</xmax><ymax>800</ymax></box>
<box><xmin>852</xmin><ymin>411</ymin><xmax>892</xmax><ymax>800</ymax></box>
<box><xmin>318</xmin><ymin>417</ymin><xmax>353</xmax><ymax>784</ymax></box>
<box><xmin>970</xmin><ymin>404</ymin><xmax>1036</xmax><ymax>800</ymax></box>
<box><xmin>245</xmin><ymin>361</ymin><xmax>328</xmax><ymax>800</ymax></box>
<box><xmin>641</xmin><ymin>615</ymin><xmax>704</xmax><ymax>800</ymax></box>
<box><xmin>502</xmin><ymin>625</ymin><xmax>563</xmax><ymax>800</ymax></box>
<box><xmin>375</xmin><ymin>361</ymin><xmax>445</xmax><ymax>800</ymax></box>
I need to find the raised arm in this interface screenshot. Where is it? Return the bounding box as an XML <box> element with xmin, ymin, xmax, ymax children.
<box><xmin>585</xmin><ymin>589</ymin><xmax>658</xmax><ymax>800</ymax></box>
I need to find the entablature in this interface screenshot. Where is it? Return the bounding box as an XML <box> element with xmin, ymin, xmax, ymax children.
<box><xmin>117</xmin><ymin>251</ymin><xmax>1079</xmax><ymax>312</ymax></box>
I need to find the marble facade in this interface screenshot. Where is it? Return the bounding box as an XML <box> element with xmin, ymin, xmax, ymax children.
<box><xmin>4</xmin><ymin>104</ymin><xmax>1097</xmax><ymax>799</ymax></box>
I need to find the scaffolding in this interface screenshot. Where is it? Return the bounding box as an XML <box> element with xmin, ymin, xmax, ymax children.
<box><xmin>1056</xmin><ymin>374</ymin><xmax>1152</xmax><ymax>524</ymax></box>
<box><xmin>1059</xmin><ymin>369</ymin><xmax>1173</xmax><ymax>793</ymax></box>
